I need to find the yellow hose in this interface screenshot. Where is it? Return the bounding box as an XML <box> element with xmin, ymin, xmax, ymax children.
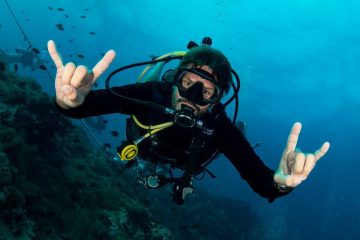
<box><xmin>137</xmin><ymin>51</ymin><xmax>186</xmax><ymax>83</ymax></box>
<box><xmin>132</xmin><ymin>115</ymin><xmax>173</xmax><ymax>130</ymax></box>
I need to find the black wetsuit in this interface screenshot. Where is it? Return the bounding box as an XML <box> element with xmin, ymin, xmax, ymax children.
<box><xmin>56</xmin><ymin>81</ymin><xmax>291</xmax><ymax>202</ymax></box>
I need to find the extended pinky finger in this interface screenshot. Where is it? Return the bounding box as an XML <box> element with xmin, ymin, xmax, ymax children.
<box><xmin>92</xmin><ymin>50</ymin><xmax>116</xmax><ymax>81</ymax></box>
<box><xmin>315</xmin><ymin>142</ymin><xmax>330</xmax><ymax>161</ymax></box>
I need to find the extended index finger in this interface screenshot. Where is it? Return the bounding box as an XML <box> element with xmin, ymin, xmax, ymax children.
<box><xmin>285</xmin><ymin>122</ymin><xmax>302</xmax><ymax>152</ymax></box>
<box><xmin>91</xmin><ymin>50</ymin><xmax>116</xmax><ymax>81</ymax></box>
<box><xmin>47</xmin><ymin>40</ymin><xmax>64</xmax><ymax>69</ymax></box>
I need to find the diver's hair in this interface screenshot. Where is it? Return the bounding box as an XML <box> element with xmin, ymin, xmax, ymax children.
<box><xmin>177</xmin><ymin>46</ymin><xmax>232</xmax><ymax>94</ymax></box>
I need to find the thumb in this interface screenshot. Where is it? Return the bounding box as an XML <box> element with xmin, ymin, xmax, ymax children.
<box><xmin>62</xmin><ymin>85</ymin><xmax>78</xmax><ymax>101</ymax></box>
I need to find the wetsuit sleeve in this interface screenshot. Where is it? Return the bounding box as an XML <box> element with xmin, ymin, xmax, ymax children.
<box><xmin>55</xmin><ymin>82</ymin><xmax>162</xmax><ymax>118</ymax></box>
<box><xmin>216</xmin><ymin>116</ymin><xmax>292</xmax><ymax>202</ymax></box>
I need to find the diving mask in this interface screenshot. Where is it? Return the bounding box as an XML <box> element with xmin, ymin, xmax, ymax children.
<box><xmin>174</xmin><ymin>68</ymin><xmax>223</xmax><ymax>106</ymax></box>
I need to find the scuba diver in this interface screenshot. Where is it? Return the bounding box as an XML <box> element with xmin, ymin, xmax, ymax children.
<box><xmin>48</xmin><ymin>38</ymin><xmax>330</xmax><ymax>205</ymax></box>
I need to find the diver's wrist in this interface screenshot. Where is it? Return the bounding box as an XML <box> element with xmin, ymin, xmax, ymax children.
<box><xmin>273</xmin><ymin>181</ymin><xmax>293</xmax><ymax>193</ymax></box>
<box><xmin>55</xmin><ymin>98</ymin><xmax>71</xmax><ymax>110</ymax></box>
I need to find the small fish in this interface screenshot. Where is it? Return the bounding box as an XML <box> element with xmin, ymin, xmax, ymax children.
<box><xmin>55</xmin><ymin>23</ymin><xmax>64</xmax><ymax>30</ymax></box>
<box><xmin>26</xmin><ymin>18</ymin><xmax>29</xmax><ymax>22</ymax></box>
<box><xmin>69</xmin><ymin>38</ymin><xmax>74</xmax><ymax>42</ymax></box>
<box><xmin>84</xmin><ymin>8</ymin><xmax>90</xmax><ymax>11</ymax></box>
<box><xmin>111</xmin><ymin>130</ymin><xmax>119</xmax><ymax>137</ymax></box>
<box><xmin>0</xmin><ymin>24</ymin><xmax>3</xmax><ymax>28</ymax></box>
<box><xmin>57</xmin><ymin>8</ymin><xmax>64</xmax><ymax>11</ymax></box>
<box><xmin>32</xmin><ymin>48</ymin><xmax>40</xmax><ymax>54</ymax></box>
<box><xmin>69</xmin><ymin>54</ymin><xmax>72</xmax><ymax>57</ymax></box>
<box><xmin>14</xmin><ymin>64</ymin><xmax>18</xmax><ymax>72</ymax></box>
<box><xmin>21</xmin><ymin>10</ymin><xmax>24</xmax><ymax>15</ymax></box>
<box><xmin>0</xmin><ymin>62</ymin><xmax>5</xmax><ymax>71</ymax></box>
<box><xmin>65</xmin><ymin>14</ymin><xmax>69</xmax><ymax>18</ymax></box>
<box><xmin>71</xmin><ymin>26</ymin><xmax>76</xmax><ymax>29</ymax></box>
<box><xmin>102</xmin><ymin>120</ymin><xmax>108</xmax><ymax>124</ymax></box>
<box><xmin>80</xmin><ymin>16</ymin><xmax>86</xmax><ymax>19</ymax></box>
<box><xmin>77</xmin><ymin>54</ymin><xmax>84</xmax><ymax>59</ymax></box>
<box><xmin>39</xmin><ymin>65</ymin><xmax>47</xmax><ymax>70</ymax></box>
<box><xmin>48</xmin><ymin>7</ymin><xmax>53</xmax><ymax>10</ymax></box>
<box><xmin>89</xmin><ymin>32</ymin><xmax>95</xmax><ymax>35</ymax></box>
<box><xmin>104</xmin><ymin>143</ymin><xmax>111</xmax><ymax>148</ymax></box>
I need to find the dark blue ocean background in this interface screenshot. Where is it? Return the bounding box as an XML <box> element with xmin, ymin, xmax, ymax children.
<box><xmin>0</xmin><ymin>0</ymin><xmax>358</xmax><ymax>239</ymax></box>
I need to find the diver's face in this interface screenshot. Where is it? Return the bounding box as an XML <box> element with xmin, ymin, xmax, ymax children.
<box><xmin>172</xmin><ymin>65</ymin><xmax>217</xmax><ymax>116</ymax></box>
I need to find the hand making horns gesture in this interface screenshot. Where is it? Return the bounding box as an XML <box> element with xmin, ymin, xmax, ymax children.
<box><xmin>47</xmin><ymin>40</ymin><xmax>116</xmax><ymax>109</ymax></box>
<box><xmin>274</xmin><ymin>122</ymin><xmax>330</xmax><ymax>188</ymax></box>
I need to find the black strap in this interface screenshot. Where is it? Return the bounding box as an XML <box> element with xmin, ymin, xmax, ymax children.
<box><xmin>183</xmin><ymin>131</ymin><xmax>207</xmax><ymax>179</ymax></box>
<box><xmin>172</xmin><ymin>128</ymin><xmax>210</xmax><ymax>205</ymax></box>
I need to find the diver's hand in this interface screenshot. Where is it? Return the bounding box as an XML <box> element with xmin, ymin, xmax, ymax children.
<box><xmin>274</xmin><ymin>122</ymin><xmax>330</xmax><ymax>189</ymax></box>
<box><xmin>47</xmin><ymin>40</ymin><xmax>116</xmax><ymax>109</ymax></box>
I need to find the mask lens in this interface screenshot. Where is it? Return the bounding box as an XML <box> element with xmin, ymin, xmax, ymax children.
<box><xmin>175</xmin><ymin>68</ymin><xmax>222</xmax><ymax>105</ymax></box>
<box><xmin>180</xmin><ymin>78</ymin><xmax>217</xmax><ymax>100</ymax></box>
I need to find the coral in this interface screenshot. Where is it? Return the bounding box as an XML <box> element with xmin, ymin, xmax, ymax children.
<box><xmin>0</xmin><ymin>152</ymin><xmax>11</xmax><ymax>186</ymax></box>
<box><xmin>2</xmin><ymin>186</ymin><xmax>25</xmax><ymax>210</ymax></box>
<box><xmin>0</xmin><ymin>127</ymin><xmax>24</xmax><ymax>151</ymax></box>
<box><xmin>0</xmin><ymin>108</ymin><xmax>15</xmax><ymax>126</ymax></box>
<box><xmin>126</xmin><ymin>203</ymin><xmax>152</xmax><ymax>231</ymax></box>
<box><xmin>149</xmin><ymin>224</ymin><xmax>173</xmax><ymax>240</ymax></box>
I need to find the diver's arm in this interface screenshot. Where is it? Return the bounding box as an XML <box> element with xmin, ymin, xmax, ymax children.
<box><xmin>56</xmin><ymin>81</ymin><xmax>168</xmax><ymax>118</ymax></box>
<box><xmin>216</xmin><ymin>116</ymin><xmax>292</xmax><ymax>202</ymax></box>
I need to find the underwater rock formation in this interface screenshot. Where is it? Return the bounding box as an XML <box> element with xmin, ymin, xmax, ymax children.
<box><xmin>0</xmin><ymin>60</ymin><xmax>266</xmax><ymax>239</ymax></box>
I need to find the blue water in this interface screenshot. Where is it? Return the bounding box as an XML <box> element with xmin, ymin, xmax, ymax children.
<box><xmin>1</xmin><ymin>0</ymin><xmax>359</xmax><ymax>239</ymax></box>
